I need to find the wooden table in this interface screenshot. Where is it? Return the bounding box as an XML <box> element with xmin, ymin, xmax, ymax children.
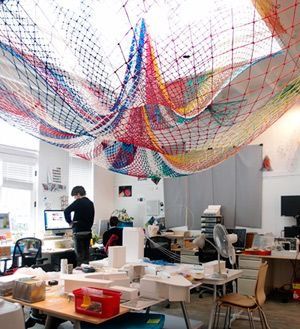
<box><xmin>4</xmin><ymin>294</ymin><xmax>129</xmax><ymax>329</ymax></box>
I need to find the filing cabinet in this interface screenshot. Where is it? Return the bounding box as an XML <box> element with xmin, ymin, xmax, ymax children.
<box><xmin>238</xmin><ymin>255</ymin><xmax>262</xmax><ymax>295</ymax></box>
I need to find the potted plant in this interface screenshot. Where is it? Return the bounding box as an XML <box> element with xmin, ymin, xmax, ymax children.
<box><xmin>111</xmin><ymin>209</ymin><xmax>134</xmax><ymax>222</ymax></box>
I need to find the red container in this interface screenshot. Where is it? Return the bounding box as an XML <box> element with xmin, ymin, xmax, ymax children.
<box><xmin>73</xmin><ymin>287</ymin><xmax>121</xmax><ymax>318</ymax></box>
<box><xmin>293</xmin><ymin>289</ymin><xmax>300</xmax><ymax>301</ymax></box>
<box><xmin>242</xmin><ymin>249</ymin><xmax>271</xmax><ymax>256</ymax></box>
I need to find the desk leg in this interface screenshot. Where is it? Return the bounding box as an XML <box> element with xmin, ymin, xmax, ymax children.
<box><xmin>208</xmin><ymin>303</ymin><xmax>217</xmax><ymax>329</ymax></box>
<box><xmin>45</xmin><ymin>315</ymin><xmax>56</xmax><ymax>329</ymax></box>
<box><xmin>45</xmin><ymin>315</ymin><xmax>79</xmax><ymax>329</ymax></box>
<box><xmin>180</xmin><ymin>301</ymin><xmax>192</xmax><ymax>329</ymax></box>
<box><xmin>73</xmin><ymin>320</ymin><xmax>81</xmax><ymax>329</ymax></box>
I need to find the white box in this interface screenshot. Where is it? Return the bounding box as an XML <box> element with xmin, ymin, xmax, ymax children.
<box><xmin>63</xmin><ymin>276</ymin><xmax>112</xmax><ymax>293</ymax></box>
<box><xmin>0</xmin><ymin>299</ymin><xmax>25</xmax><ymax>329</ymax></box>
<box><xmin>110</xmin><ymin>285</ymin><xmax>139</xmax><ymax>301</ymax></box>
<box><xmin>123</xmin><ymin>228</ymin><xmax>144</xmax><ymax>262</ymax></box>
<box><xmin>108</xmin><ymin>246</ymin><xmax>126</xmax><ymax>268</ymax></box>
<box><xmin>203</xmin><ymin>260</ymin><xmax>226</xmax><ymax>276</ymax></box>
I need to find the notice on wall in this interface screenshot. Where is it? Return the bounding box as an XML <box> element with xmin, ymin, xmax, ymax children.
<box><xmin>42</xmin><ymin>167</ymin><xmax>66</xmax><ymax>192</ymax></box>
<box><xmin>48</xmin><ymin>167</ymin><xmax>62</xmax><ymax>184</ymax></box>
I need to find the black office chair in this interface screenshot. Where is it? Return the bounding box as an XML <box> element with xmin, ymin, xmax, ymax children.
<box><xmin>144</xmin><ymin>236</ymin><xmax>173</xmax><ymax>263</ymax></box>
<box><xmin>4</xmin><ymin>238</ymin><xmax>53</xmax><ymax>328</ymax></box>
<box><xmin>5</xmin><ymin>237</ymin><xmax>49</xmax><ymax>274</ymax></box>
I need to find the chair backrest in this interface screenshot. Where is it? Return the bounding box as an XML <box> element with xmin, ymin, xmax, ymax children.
<box><xmin>12</xmin><ymin>237</ymin><xmax>42</xmax><ymax>268</ymax></box>
<box><xmin>104</xmin><ymin>234</ymin><xmax>121</xmax><ymax>254</ymax></box>
<box><xmin>144</xmin><ymin>236</ymin><xmax>172</xmax><ymax>262</ymax></box>
<box><xmin>255</xmin><ymin>262</ymin><xmax>269</xmax><ymax>306</ymax></box>
<box><xmin>198</xmin><ymin>237</ymin><xmax>218</xmax><ymax>263</ymax></box>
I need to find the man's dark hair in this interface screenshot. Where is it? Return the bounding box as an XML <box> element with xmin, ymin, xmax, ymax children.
<box><xmin>71</xmin><ymin>186</ymin><xmax>86</xmax><ymax>196</ymax></box>
<box><xmin>109</xmin><ymin>216</ymin><xmax>119</xmax><ymax>227</ymax></box>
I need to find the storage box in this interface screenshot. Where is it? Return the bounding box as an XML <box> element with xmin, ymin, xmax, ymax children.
<box><xmin>12</xmin><ymin>278</ymin><xmax>45</xmax><ymax>303</ymax></box>
<box><xmin>73</xmin><ymin>287</ymin><xmax>121</xmax><ymax>318</ymax></box>
<box><xmin>0</xmin><ymin>246</ymin><xmax>10</xmax><ymax>257</ymax></box>
<box><xmin>292</xmin><ymin>282</ymin><xmax>300</xmax><ymax>290</ymax></box>
<box><xmin>81</xmin><ymin>313</ymin><xmax>165</xmax><ymax>329</ymax></box>
<box><xmin>293</xmin><ymin>281</ymin><xmax>300</xmax><ymax>300</ymax></box>
<box><xmin>293</xmin><ymin>289</ymin><xmax>300</xmax><ymax>301</ymax></box>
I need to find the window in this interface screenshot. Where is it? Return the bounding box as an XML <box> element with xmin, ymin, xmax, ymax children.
<box><xmin>0</xmin><ymin>120</ymin><xmax>38</xmax><ymax>238</ymax></box>
<box><xmin>69</xmin><ymin>155</ymin><xmax>94</xmax><ymax>200</ymax></box>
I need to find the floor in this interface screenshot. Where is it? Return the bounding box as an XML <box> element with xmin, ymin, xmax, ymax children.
<box><xmin>28</xmin><ymin>291</ymin><xmax>300</xmax><ymax>329</ymax></box>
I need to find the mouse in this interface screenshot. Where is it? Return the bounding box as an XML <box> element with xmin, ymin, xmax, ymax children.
<box><xmin>82</xmin><ymin>267</ymin><xmax>96</xmax><ymax>273</ymax></box>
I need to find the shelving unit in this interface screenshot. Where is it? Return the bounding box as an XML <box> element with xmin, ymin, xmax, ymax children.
<box><xmin>200</xmin><ymin>216</ymin><xmax>223</xmax><ymax>238</ymax></box>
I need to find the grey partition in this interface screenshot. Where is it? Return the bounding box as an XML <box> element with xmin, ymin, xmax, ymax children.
<box><xmin>164</xmin><ymin>145</ymin><xmax>262</xmax><ymax>229</ymax></box>
<box><xmin>164</xmin><ymin>176</ymin><xmax>188</xmax><ymax>228</ymax></box>
<box><xmin>235</xmin><ymin>146</ymin><xmax>262</xmax><ymax>228</ymax></box>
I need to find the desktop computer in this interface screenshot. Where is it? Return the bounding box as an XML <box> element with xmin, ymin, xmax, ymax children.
<box><xmin>284</xmin><ymin>226</ymin><xmax>300</xmax><ymax>238</ymax></box>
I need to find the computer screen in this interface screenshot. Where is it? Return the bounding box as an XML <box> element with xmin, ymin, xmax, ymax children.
<box><xmin>0</xmin><ymin>213</ymin><xmax>10</xmax><ymax>230</ymax></box>
<box><xmin>281</xmin><ymin>195</ymin><xmax>300</xmax><ymax>217</ymax></box>
<box><xmin>44</xmin><ymin>210</ymin><xmax>70</xmax><ymax>231</ymax></box>
<box><xmin>227</xmin><ymin>228</ymin><xmax>247</xmax><ymax>250</ymax></box>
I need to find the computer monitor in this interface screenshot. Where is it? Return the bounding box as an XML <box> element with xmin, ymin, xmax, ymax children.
<box><xmin>0</xmin><ymin>213</ymin><xmax>10</xmax><ymax>230</ymax></box>
<box><xmin>227</xmin><ymin>228</ymin><xmax>247</xmax><ymax>251</ymax></box>
<box><xmin>99</xmin><ymin>219</ymin><xmax>109</xmax><ymax>237</ymax></box>
<box><xmin>281</xmin><ymin>195</ymin><xmax>300</xmax><ymax>226</ymax></box>
<box><xmin>44</xmin><ymin>210</ymin><xmax>70</xmax><ymax>235</ymax></box>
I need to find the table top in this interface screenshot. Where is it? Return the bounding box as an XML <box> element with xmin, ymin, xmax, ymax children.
<box><xmin>201</xmin><ymin>269</ymin><xmax>243</xmax><ymax>285</ymax></box>
<box><xmin>4</xmin><ymin>294</ymin><xmax>128</xmax><ymax>324</ymax></box>
<box><xmin>238</xmin><ymin>251</ymin><xmax>300</xmax><ymax>260</ymax></box>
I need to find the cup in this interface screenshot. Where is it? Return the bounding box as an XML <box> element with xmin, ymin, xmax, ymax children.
<box><xmin>67</xmin><ymin>264</ymin><xmax>73</xmax><ymax>274</ymax></box>
<box><xmin>60</xmin><ymin>258</ymin><xmax>68</xmax><ymax>274</ymax></box>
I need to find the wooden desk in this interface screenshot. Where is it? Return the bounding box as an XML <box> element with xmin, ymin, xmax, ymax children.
<box><xmin>4</xmin><ymin>294</ymin><xmax>128</xmax><ymax>329</ymax></box>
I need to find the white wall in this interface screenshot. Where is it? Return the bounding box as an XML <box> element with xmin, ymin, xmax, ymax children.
<box><xmin>94</xmin><ymin>165</ymin><xmax>114</xmax><ymax>222</ymax></box>
<box><xmin>113</xmin><ymin>174</ymin><xmax>164</xmax><ymax>227</ymax></box>
<box><xmin>249</xmin><ymin>102</ymin><xmax>300</xmax><ymax>236</ymax></box>
<box><xmin>37</xmin><ymin>142</ymin><xmax>69</xmax><ymax>236</ymax></box>
<box><xmin>112</xmin><ymin>103</ymin><xmax>300</xmax><ymax>237</ymax></box>
<box><xmin>37</xmin><ymin>142</ymin><xmax>115</xmax><ymax>235</ymax></box>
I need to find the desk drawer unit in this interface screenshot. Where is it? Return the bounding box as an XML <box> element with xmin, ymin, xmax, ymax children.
<box><xmin>238</xmin><ymin>255</ymin><xmax>262</xmax><ymax>295</ymax></box>
<box><xmin>180</xmin><ymin>254</ymin><xmax>199</xmax><ymax>264</ymax></box>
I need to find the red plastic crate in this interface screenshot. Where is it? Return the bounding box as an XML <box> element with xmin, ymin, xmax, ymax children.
<box><xmin>242</xmin><ymin>249</ymin><xmax>271</xmax><ymax>256</ymax></box>
<box><xmin>293</xmin><ymin>289</ymin><xmax>300</xmax><ymax>301</ymax></box>
<box><xmin>73</xmin><ymin>287</ymin><xmax>121</xmax><ymax>318</ymax></box>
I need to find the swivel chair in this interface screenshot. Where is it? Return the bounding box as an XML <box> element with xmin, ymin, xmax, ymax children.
<box><xmin>5</xmin><ymin>238</ymin><xmax>52</xmax><ymax>328</ymax></box>
<box><xmin>144</xmin><ymin>236</ymin><xmax>173</xmax><ymax>263</ymax></box>
<box><xmin>5</xmin><ymin>237</ymin><xmax>49</xmax><ymax>275</ymax></box>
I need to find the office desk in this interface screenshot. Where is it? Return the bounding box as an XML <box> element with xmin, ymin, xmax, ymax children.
<box><xmin>237</xmin><ymin>251</ymin><xmax>300</xmax><ymax>294</ymax></box>
<box><xmin>42</xmin><ymin>248</ymin><xmax>76</xmax><ymax>271</ymax></box>
<box><xmin>4</xmin><ymin>294</ymin><xmax>128</xmax><ymax>329</ymax></box>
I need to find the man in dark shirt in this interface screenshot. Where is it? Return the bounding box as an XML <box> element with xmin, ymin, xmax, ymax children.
<box><xmin>102</xmin><ymin>216</ymin><xmax>123</xmax><ymax>250</ymax></box>
<box><xmin>64</xmin><ymin>186</ymin><xmax>94</xmax><ymax>266</ymax></box>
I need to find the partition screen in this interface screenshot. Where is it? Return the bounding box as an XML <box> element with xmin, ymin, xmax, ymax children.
<box><xmin>164</xmin><ymin>145</ymin><xmax>262</xmax><ymax>229</ymax></box>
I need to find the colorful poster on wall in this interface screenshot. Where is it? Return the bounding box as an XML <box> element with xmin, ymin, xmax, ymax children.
<box><xmin>118</xmin><ymin>186</ymin><xmax>132</xmax><ymax>197</ymax></box>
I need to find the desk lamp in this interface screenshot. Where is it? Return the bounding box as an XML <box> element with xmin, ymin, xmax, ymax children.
<box><xmin>193</xmin><ymin>225</ymin><xmax>237</xmax><ymax>279</ymax></box>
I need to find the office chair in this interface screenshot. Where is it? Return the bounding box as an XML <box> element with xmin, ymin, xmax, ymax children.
<box><xmin>212</xmin><ymin>262</ymin><xmax>270</xmax><ymax>329</ymax></box>
<box><xmin>104</xmin><ymin>234</ymin><xmax>121</xmax><ymax>254</ymax></box>
<box><xmin>144</xmin><ymin>236</ymin><xmax>173</xmax><ymax>263</ymax></box>
<box><xmin>4</xmin><ymin>237</ymin><xmax>48</xmax><ymax>274</ymax></box>
<box><xmin>4</xmin><ymin>238</ymin><xmax>52</xmax><ymax>328</ymax></box>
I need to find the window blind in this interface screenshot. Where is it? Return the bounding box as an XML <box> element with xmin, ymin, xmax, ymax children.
<box><xmin>69</xmin><ymin>156</ymin><xmax>94</xmax><ymax>200</ymax></box>
<box><xmin>0</xmin><ymin>145</ymin><xmax>37</xmax><ymax>189</ymax></box>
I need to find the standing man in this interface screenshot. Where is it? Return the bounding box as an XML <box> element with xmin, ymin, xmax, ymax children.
<box><xmin>64</xmin><ymin>186</ymin><xmax>94</xmax><ymax>266</ymax></box>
